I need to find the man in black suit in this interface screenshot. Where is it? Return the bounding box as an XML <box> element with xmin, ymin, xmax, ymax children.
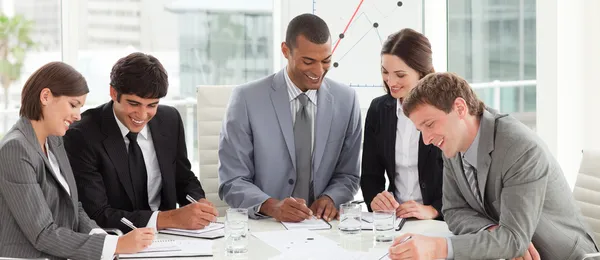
<box><xmin>64</xmin><ymin>52</ymin><xmax>218</xmax><ymax>232</ymax></box>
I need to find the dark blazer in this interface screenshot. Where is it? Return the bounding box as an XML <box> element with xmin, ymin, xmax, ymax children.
<box><xmin>360</xmin><ymin>94</ymin><xmax>444</xmax><ymax>219</ymax></box>
<box><xmin>64</xmin><ymin>101</ymin><xmax>205</xmax><ymax>232</ymax></box>
<box><xmin>0</xmin><ymin>118</ymin><xmax>105</xmax><ymax>259</ymax></box>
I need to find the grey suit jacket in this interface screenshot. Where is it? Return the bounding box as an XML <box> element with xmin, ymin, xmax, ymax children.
<box><xmin>218</xmin><ymin>69</ymin><xmax>362</xmax><ymax>218</ymax></box>
<box><xmin>443</xmin><ymin>108</ymin><xmax>599</xmax><ymax>259</ymax></box>
<box><xmin>0</xmin><ymin>118</ymin><xmax>105</xmax><ymax>260</ymax></box>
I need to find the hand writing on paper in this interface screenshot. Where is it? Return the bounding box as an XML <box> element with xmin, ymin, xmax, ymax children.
<box><xmin>310</xmin><ymin>196</ymin><xmax>337</xmax><ymax>222</ymax></box>
<box><xmin>371</xmin><ymin>191</ymin><xmax>400</xmax><ymax>212</ymax></box>
<box><xmin>115</xmin><ymin>227</ymin><xmax>155</xmax><ymax>254</ymax></box>
<box><xmin>396</xmin><ymin>200</ymin><xmax>438</xmax><ymax>220</ymax></box>
<box><xmin>389</xmin><ymin>233</ymin><xmax>447</xmax><ymax>260</ymax></box>
<box><xmin>157</xmin><ymin>202</ymin><xmax>218</xmax><ymax>230</ymax></box>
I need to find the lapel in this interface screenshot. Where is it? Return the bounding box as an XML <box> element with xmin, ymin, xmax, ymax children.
<box><xmin>270</xmin><ymin>69</ymin><xmax>296</xmax><ymax>169</ymax></box>
<box><xmin>383</xmin><ymin>96</ymin><xmax>398</xmax><ymax>178</ymax></box>
<box><xmin>16</xmin><ymin>118</ymin><xmax>72</xmax><ymax>197</ymax></box>
<box><xmin>452</xmin><ymin>156</ymin><xmax>486</xmax><ymax>213</ymax></box>
<box><xmin>312</xmin><ymin>79</ymin><xmax>333</xmax><ymax>174</ymax></box>
<box><xmin>417</xmin><ymin>133</ymin><xmax>432</xmax><ymax>177</ymax></box>
<box><xmin>100</xmin><ymin>101</ymin><xmax>135</xmax><ymax>204</ymax></box>
<box><xmin>476</xmin><ymin>109</ymin><xmax>496</xmax><ymax>205</ymax></box>
<box><xmin>148</xmin><ymin>112</ymin><xmax>170</xmax><ymax>200</ymax></box>
<box><xmin>47</xmin><ymin>136</ymin><xmax>79</xmax><ymax>218</ymax></box>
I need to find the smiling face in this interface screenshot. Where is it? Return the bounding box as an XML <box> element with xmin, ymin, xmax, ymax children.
<box><xmin>381</xmin><ymin>54</ymin><xmax>421</xmax><ymax>99</ymax></box>
<box><xmin>282</xmin><ymin>34</ymin><xmax>332</xmax><ymax>91</ymax></box>
<box><xmin>40</xmin><ymin>88</ymin><xmax>87</xmax><ymax>137</ymax></box>
<box><xmin>110</xmin><ymin>87</ymin><xmax>159</xmax><ymax>133</ymax></box>
<box><xmin>408</xmin><ymin>100</ymin><xmax>469</xmax><ymax>158</ymax></box>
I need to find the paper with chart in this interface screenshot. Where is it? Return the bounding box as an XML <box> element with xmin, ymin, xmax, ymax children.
<box><xmin>281</xmin><ymin>216</ymin><xmax>331</xmax><ymax>230</ymax></box>
<box><xmin>119</xmin><ymin>240</ymin><xmax>213</xmax><ymax>258</ymax></box>
<box><xmin>159</xmin><ymin>222</ymin><xmax>225</xmax><ymax>238</ymax></box>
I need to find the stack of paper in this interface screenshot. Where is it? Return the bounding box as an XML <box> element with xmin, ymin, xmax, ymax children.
<box><xmin>119</xmin><ymin>240</ymin><xmax>213</xmax><ymax>258</ymax></box>
<box><xmin>281</xmin><ymin>217</ymin><xmax>331</xmax><ymax>230</ymax></box>
<box><xmin>159</xmin><ymin>222</ymin><xmax>225</xmax><ymax>239</ymax></box>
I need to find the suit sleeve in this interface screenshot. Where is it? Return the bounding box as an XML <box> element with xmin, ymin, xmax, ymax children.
<box><xmin>64</xmin><ymin>128</ymin><xmax>153</xmax><ymax>231</ymax></box>
<box><xmin>449</xmin><ymin>141</ymin><xmax>547</xmax><ymax>259</ymax></box>
<box><xmin>218</xmin><ymin>86</ymin><xmax>271</xmax><ymax>218</ymax></box>
<box><xmin>0</xmin><ymin>140</ymin><xmax>105</xmax><ymax>259</ymax></box>
<box><xmin>77</xmin><ymin>201</ymin><xmax>100</xmax><ymax>234</ymax></box>
<box><xmin>321</xmin><ymin>90</ymin><xmax>362</xmax><ymax>207</ymax></box>
<box><xmin>442</xmin><ymin>157</ymin><xmax>495</xmax><ymax>235</ymax></box>
<box><xmin>360</xmin><ymin>99</ymin><xmax>386</xmax><ymax>212</ymax></box>
<box><xmin>172</xmin><ymin>108</ymin><xmax>206</xmax><ymax>206</ymax></box>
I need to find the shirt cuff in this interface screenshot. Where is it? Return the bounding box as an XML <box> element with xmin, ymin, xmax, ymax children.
<box><xmin>89</xmin><ymin>228</ymin><xmax>108</xmax><ymax>235</ymax></box>
<box><xmin>146</xmin><ymin>211</ymin><xmax>160</xmax><ymax>230</ymax></box>
<box><xmin>446</xmin><ymin>238</ymin><xmax>454</xmax><ymax>259</ymax></box>
<box><xmin>101</xmin><ymin>234</ymin><xmax>119</xmax><ymax>260</ymax></box>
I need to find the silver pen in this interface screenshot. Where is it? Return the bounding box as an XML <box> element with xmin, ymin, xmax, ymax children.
<box><xmin>380</xmin><ymin>236</ymin><xmax>412</xmax><ymax>259</ymax></box>
<box><xmin>120</xmin><ymin>217</ymin><xmax>137</xmax><ymax>230</ymax></box>
<box><xmin>186</xmin><ymin>194</ymin><xmax>198</xmax><ymax>203</ymax></box>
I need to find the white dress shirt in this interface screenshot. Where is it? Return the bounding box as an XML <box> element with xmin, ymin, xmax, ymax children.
<box><xmin>113</xmin><ymin>110</ymin><xmax>162</xmax><ymax>228</ymax></box>
<box><xmin>45</xmin><ymin>141</ymin><xmax>118</xmax><ymax>260</ymax></box>
<box><xmin>393</xmin><ymin>99</ymin><xmax>423</xmax><ymax>204</ymax></box>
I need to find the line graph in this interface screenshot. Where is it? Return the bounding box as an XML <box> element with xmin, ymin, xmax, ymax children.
<box><xmin>307</xmin><ymin>0</ymin><xmax>421</xmax><ymax>86</ymax></box>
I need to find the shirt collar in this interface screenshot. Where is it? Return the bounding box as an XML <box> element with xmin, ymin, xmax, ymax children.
<box><xmin>462</xmin><ymin>117</ymin><xmax>482</xmax><ymax>167</ymax></box>
<box><xmin>284</xmin><ymin>66</ymin><xmax>318</xmax><ymax>105</ymax></box>
<box><xmin>113</xmin><ymin>106</ymin><xmax>148</xmax><ymax>139</ymax></box>
<box><xmin>396</xmin><ymin>98</ymin><xmax>404</xmax><ymax>118</ymax></box>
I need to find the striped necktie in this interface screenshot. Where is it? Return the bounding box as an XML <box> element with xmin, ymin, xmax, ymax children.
<box><xmin>461</xmin><ymin>155</ymin><xmax>482</xmax><ymax>205</ymax></box>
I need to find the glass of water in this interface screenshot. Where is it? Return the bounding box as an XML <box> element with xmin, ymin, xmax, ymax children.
<box><xmin>338</xmin><ymin>202</ymin><xmax>362</xmax><ymax>234</ymax></box>
<box><xmin>225</xmin><ymin>208</ymin><xmax>248</xmax><ymax>254</ymax></box>
<box><xmin>373</xmin><ymin>210</ymin><xmax>396</xmax><ymax>242</ymax></box>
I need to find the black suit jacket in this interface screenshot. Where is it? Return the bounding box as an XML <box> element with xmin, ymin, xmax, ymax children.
<box><xmin>360</xmin><ymin>95</ymin><xmax>444</xmax><ymax>220</ymax></box>
<box><xmin>64</xmin><ymin>101</ymin><xmax>205</xmax><ymax>231</ymax></box>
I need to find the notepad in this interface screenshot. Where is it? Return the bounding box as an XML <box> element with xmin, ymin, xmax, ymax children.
<box><xmin>281</xmin><ymin>217</ymin><xmax>331</xmax><ymax>230</ymax></box>
<box><xmin>159</xmin><ymin>222</ymin><xmax>225</xmax><ymax>238</ymax></box>
<box><xmin>119</xmin><ymin>240</ymin><xmax>213</xmax><ymax>258</ymax></box>
<box><xmin>139</xmin><ymin>239</ymin><xmax>179</xmax><ymax>253</ymax></box>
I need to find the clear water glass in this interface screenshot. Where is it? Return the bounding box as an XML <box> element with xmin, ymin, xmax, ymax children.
<box><xmin>373</xmin><ymin>210</ymin><xmax>396</xmax><ymax>242</ymax></box>
<box><xmin>338</xmin><ymin>202</ymin><xmax>362</xmax><ymax>234</ymax></box>
<box><xmin>225</xmin><ymin>208</ymin><xmax>249</xmax><ymax>254</ymax></box>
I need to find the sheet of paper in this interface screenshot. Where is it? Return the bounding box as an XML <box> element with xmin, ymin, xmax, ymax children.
<box><xmin>253</xmin><ymin>229</ymin><xmax>338</xmax><ymax>252</ymax></box>
<box><xmin>164</xmin><ymin>222</ymin><xmax>224</xmax><ymax>234</ymax></box>
<box><xmin>119</xmin><ymin>240</ymin><xmax>213</xmax><ymax>258</ymax></box>
<box><xmin>281</xmin><ymin>216</ymin><xmax>331</xmax><ymax>230</ymax></box>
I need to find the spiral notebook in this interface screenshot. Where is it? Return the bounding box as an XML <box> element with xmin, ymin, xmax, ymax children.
<box><xmin>119</xmin><ymin>239</ymin><xmax>213</xmax><ymax>258</ymax></box>
<box><xmin>159</xmin><ymin>222</ymin><xmax>225</xmax><ymax>239</ymax></box>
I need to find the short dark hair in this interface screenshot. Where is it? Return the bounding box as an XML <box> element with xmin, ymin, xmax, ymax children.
<box><xmin>110</xmin><ymin>52</ymin><xmax>168</xmax><ymax>100</ymax></box>
<box><xmin>20</xmin><ymin>61</ymin><xmax>89</xmax><ymax>121</ymax></box>
<box><xmin>403</xmin><ymin>72</ymin><xmax>485</xmax><ymax>117</ymax></box>
<box><xmin>285</xmin><ymin>13</ymin><xmax>331</xmax><ymax>50</ymax></box>
<box><xmin>381</xmin><ymin>28</ymin><xmax>434</xmax><ymax>95</ymax></box>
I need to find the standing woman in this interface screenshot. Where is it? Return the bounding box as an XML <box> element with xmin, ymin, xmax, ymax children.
<box><xmin>360</xmin><ymin>28</ymin><xmax>444</xmax><ymax>220</ymax></box>
<box><xmin>0</xmin><ymin>62</ymin><xmax>154</xmax><ymax>259</ymax></box>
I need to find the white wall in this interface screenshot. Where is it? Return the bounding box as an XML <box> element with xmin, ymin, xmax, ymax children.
<box><xmin>537</xmin><ymin>0</ymin><xmax>600</xmax><ymax>188</ymax></box>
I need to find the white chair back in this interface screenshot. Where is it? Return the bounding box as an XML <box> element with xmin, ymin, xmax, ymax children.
<box><xmin>573</xmin><ymin>149</ymin><xmax>600</xmax><ymax>242</ymax></box>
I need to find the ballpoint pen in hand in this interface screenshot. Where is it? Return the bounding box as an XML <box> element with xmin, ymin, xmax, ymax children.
<box><xmin>381</xmin><ymin>236</ymin><xmax>412</xmax><ymax>259</ymax></box>
<box><xmin>120</xmin><ymin>217</ymin><xmax>137</xmax><ymax>230</ymax></box>
<box><xmin>185</xmin><ymin>194</ymin><xmax>198</xmax><ymax>204</ymax></box>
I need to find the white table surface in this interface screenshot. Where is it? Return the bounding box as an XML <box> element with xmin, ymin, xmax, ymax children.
<box><xmin>149</xmin><ymin>217</ymin><xmax>452</xmax><ymax>260</ymax></box>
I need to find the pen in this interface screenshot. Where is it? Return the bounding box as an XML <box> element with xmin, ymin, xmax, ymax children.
<box><xmin>186</xmin><ymin>194</ymin><xmax>198</xmax><ymax>204</ymax></box>
<box><xmin>381</xmin><ymin>236</ymin><xmax>412</xmax><ymax>259</ymax></box>
<box><xmin>120</xmin><ymin>217</ymin><xmax>137</xmax><ymax>230</ymax></box>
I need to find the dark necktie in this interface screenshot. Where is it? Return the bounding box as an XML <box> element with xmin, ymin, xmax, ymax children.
<box><xmin>127</xmin><ymin>132</ymin><xmax>150</xmax><ymax>210</ymax></box>
<box><xmin>292</xmin><ymin>94</ymin><xmax>313</xmax><ymax>204</ymax></box>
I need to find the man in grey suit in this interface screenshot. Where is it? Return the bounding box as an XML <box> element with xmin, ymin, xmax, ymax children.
<box><xmin>218</xmin><ymin>13</ymin><xmax>362</xmax><ymax>222</ymax></box>
<box><xmin>388</xmin><ymin>72</ymin><xmax>599</xmax><ymax>260</ymax></box>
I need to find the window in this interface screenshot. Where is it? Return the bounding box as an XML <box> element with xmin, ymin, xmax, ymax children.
<box><xmin>0</xmin><ymin>0</ymin><xmax>62</xmax><ymax>137</ymax></box>
<box><xmin>447</xmin><ymin>0</ymin><xmax>536</xmax><ymax>129</ymax></box>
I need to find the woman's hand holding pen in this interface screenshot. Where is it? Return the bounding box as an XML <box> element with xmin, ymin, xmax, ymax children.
<box><xmin>115</xmin><ymin>227</ymin><xmax>155</xmax><ymax>254</ymax></box>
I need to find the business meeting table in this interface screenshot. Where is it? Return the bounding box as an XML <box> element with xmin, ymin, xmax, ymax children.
<box><xmin>144</xmin><ymin>216</ymin><xmax>453</xmax><ymax>260</ymax></box>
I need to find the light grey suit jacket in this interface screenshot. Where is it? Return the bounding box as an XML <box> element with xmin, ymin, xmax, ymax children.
<box><xmin>218</xmin><ymin>69</ymin><xmax>362</xmax><ymax>218</ymax></box>
<box><xmin>443</xmin><ymin>108</ymin><xmax>599</xmax><ymax>259</ymax></box>
<box><xmin>0</xmin><ymin>118</ymin><xmax>106</xmax><ymax>260</ymax></box>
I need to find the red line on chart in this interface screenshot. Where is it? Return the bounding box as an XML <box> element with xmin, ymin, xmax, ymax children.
<box><xmin>332</xmin><ymin>0</ymin><xmax>365</xmax><ymax>55</ymax></box>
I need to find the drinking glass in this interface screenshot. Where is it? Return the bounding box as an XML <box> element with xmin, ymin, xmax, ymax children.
<box><xmin>373</xmin><ymin>210</ymin><xmax>395</xmax><ymax>242</ymax></box>
<box><xmin>338</xmin><ymin>202</ymin><xmax>362</xmax><ymax>234</ymax></box>
<box><xmin>225</xmin><ymin>208</ymin><xmax>249</xmax><ymax>254</ymax></box>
